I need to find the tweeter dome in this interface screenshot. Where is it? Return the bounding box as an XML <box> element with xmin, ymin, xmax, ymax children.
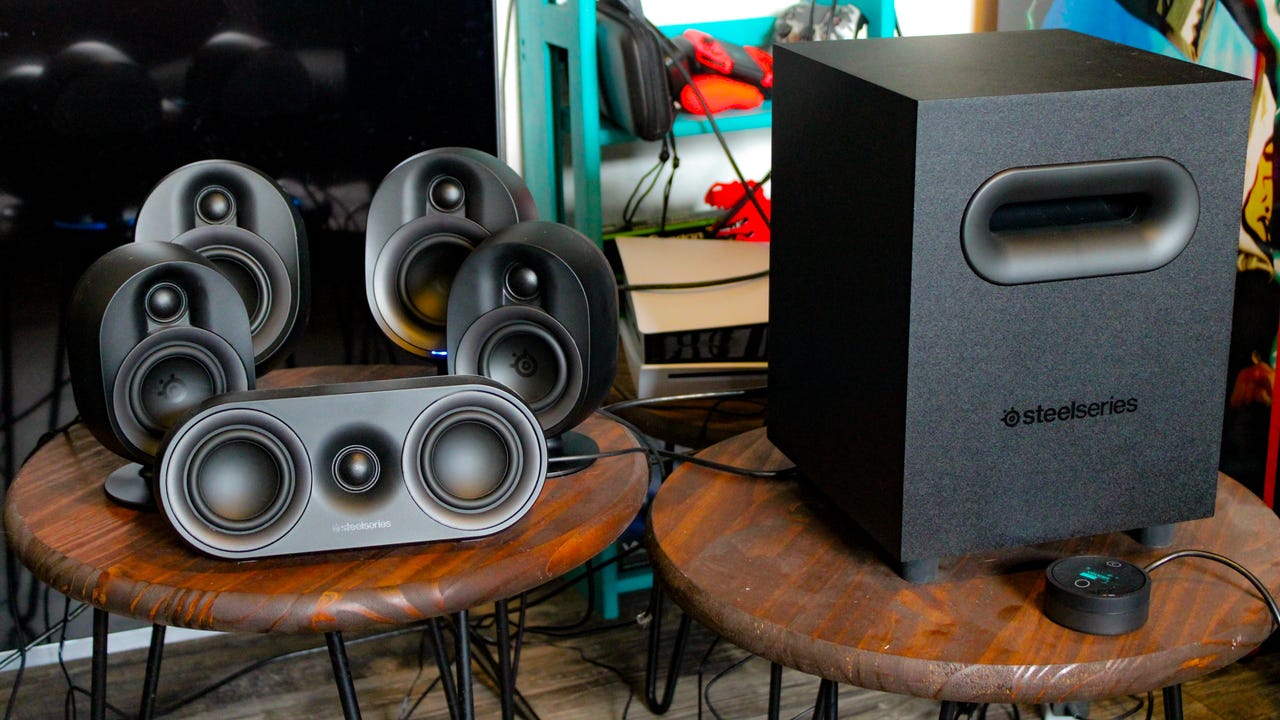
<box><xmin>365</xmin><ymin>147</ymin><xmax>538</xmax><ymax>357</ymax></box>
<box><xmin>67</xmin><ymin>242</ymin><xmax>255</xmax><ymax>504</ymax></box>
<box><xmin>448</xmin><ymin>220</ymin><xmax>617</xmax><ymax>473</ymax></box>
<box><xmin>134</xmin><ymin>158</ymin><xmax>309</xmax><ymax>372</ymax></box>
<box><xmin>155</xmin><ymin>375</ymin><xmax>547</xmax><ymax>559</ymax></box>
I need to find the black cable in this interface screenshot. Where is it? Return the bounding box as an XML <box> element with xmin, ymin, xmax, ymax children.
<box><xmin>659</xmin><ymin>131</ymin><xmax>680</xmax><ymax>233</ymax></box>
<box><xmin>1144</xmin><ymin>549</ymin><xmax>1280</xmax><ymax>629</ymax></box>
<box><xmin>703</xmin><ymin>651</ymin><xmax>753</xmax><ymax>720</ymax></box>
<box><xmin>616</xmin><ymin>268</ymin><xmax>769</xmax><ymax>292</ymax></box>
<box><xmin>603</xmin><ymin>387</ymin><xmax>765</xmax><ymax>413</ymax></box>
<box><xmin>652</xmin><ymin>447</ymin><xmax>795</xmax><ymax>479</ymax></box>
<box><xmin>627</xmin><ymin>10</ymin><xmax>771</xmax><ymax>229</ymax></box>
<box><xmin>623</xmin><ymin>137</ymin><xmax>671</xmax><ymax>229</ymax></box>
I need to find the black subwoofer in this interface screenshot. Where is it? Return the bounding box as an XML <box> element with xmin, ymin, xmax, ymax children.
<box><xmin>767</xmin><ymin>30</ymin><xmax>1252</xmax><ymax>581</ymax></box>
<box><xmin>155</xmin><ymin>375</ymin><xmax>547</xmax><ymax>558</ymax></box>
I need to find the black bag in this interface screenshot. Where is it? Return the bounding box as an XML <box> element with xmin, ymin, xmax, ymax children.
<box><xmin>596</xmin><ymin>0</ymin><xmax>675</xmax><ymax>141</ymax></box>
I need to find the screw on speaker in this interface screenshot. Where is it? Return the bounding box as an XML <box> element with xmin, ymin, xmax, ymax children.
<box><xmin>365</xmin><ymin>147</ymin><xmax>538</xmax><ymax>358</ymax></box>
<box><xmin>134</xmin><ymin>158</ymin><xmax>309</xmax><ymax>373</ymax></box>
<box><xmin>66</xmin><ymin>242</ymin><xmax>256</xmax><ymax>508</ymax></box>
<box><xmin>447</xmin><ymin>220</ymin><xmax>618</xmax><ymax>475</ymax></box>
<box><xmin>154</xmin><ymin>374</ymin><xmax>547</xmax><ymax>559</ymax></box>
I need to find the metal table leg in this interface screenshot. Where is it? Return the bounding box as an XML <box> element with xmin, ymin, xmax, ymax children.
<box><xmin>325</xmin><ymin>631</ymin><xmax>362</xmax><ymax>720</ymax></box>
<box><xmin>91</xmin><ymin>608</ymin><xmax>108</xmax><ymax>720</ymax></box>
<box><xmin>137</xmin><ymin>624</ymin><xmax>166</xmax><ymax>720</ymax></box>
<box><xmin>1163</xmin><ymin>685</ymin><xmax>1184</xmax><ymax>720</ymax></box>
<box><xmin>644</xmin><ymin>585</ymin><xmax>692</xmax><ymax>714</ymax></box>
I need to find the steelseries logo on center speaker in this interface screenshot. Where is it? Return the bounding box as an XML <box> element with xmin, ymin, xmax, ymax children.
<box><xmin>1001</xmin><ymin>395</ymin><xmax>1140</xmax><ymax>428</ymax></box>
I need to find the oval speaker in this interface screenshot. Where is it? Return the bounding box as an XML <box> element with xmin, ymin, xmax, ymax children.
<box><xmin>155</xmin><ymin>375</ymin><xmax>546</xmax><ymax>559</ymax></box>
<box><xmin>68</xmin><ymin>242</ymin><xmax>256</xmax><ymax>467</ymax></box>
<box><xmin>448</xmin><ymin>221</ymin><xmax>617</xmax><ymax>475</ymax></box>
<box><xmin>365</xmin><ymin>147</ymin><xmax>538</xmax><ymax>357</ymax></box>
<box><xmin>134</xmin><ymin>159</ymin><xmax>309</xmax><ymax>373</ymax></box>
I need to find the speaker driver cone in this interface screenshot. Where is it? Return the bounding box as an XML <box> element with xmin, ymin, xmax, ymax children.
<box><xmin>114</xmin><ymin>327</ymin><xmax>249</xmax><ymax>458</ymax></box>
<box><xmin>159</xmin><ymin>407</ymin><xmax>311</xmax><ymax>553</ymax></box>
<box><xmin>186</xmin><ymin>426</ymin><xmax>294</xmax><ymax>533</ymax></box>
<box><xmin>403</xmin><ymin>389</ymin><xmax>544</xmax><ymax>531</ymax></box>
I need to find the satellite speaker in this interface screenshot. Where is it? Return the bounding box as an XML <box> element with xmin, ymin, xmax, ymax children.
<box><xmin>365</xmin><ymin>147</ymin><xmax>538</xmax><ymax>358</ymax></box>
<box><xmin>134</xmin><ymin>158</ymin><xmax>309</xmax><ymax>373</ymax></box>
<box><xmin>448</xmin><ymin>220</ymin><xmax>618</xmax><ymax>475</ymax></box>
<box><xmin>154</xmin><ymin>375</ymin><xmax>547</xmax><ymax>559</ymax></box>
<box><xmin>67</xmin><ymin>242</ymin><xmax>256</xmax><ymax>507</ymax></box>
<box><xmin>767</xmin><ymin>30</ymin><xmax>1252</xmax><ymax>582</ymax></box>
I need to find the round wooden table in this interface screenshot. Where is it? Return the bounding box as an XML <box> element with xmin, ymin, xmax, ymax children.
<box><xmin>646</xmin><ymin>427</ymin><xmax>1280</xmax><ymax>717</ymax></box>
<box><xmin>5</xmin><ymin>364</ymin><xmax>650</xmax><ymax>719</ymax></box>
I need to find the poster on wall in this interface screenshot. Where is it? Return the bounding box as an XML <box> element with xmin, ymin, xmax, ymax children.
<box><xmin>1005</xmin><ymin>0</ymin><xmax>1277</xmax><ymax>510</ymax></box>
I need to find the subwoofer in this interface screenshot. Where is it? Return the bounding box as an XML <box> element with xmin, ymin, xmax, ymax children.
<box><xmin>448</xmin><ymin>220</ymin><xmax>617</xmax><ymax>475</ymax></box>
<box><xmin>365</xmin><ymin>147</ymin><xmax>538</xmax><ymax>358</ymax></box>
<box><xmin>767</xmin><ymin>30</ymin><xmax>1252</xmax><ymax>582</ymax></box>
<box><xmin>67</xmin><ymin>242</ymin><xmax>256</xmax><ymax>507</ymax></box>
<box><xmin>133</xmin><ymin>158</ymin><xmax>309</xmax><ymax>373</ymax></box>
<box><xmin>154</xmin><ymin>375</ymin><xmax>547</xmax><ymax>559</ymax></box>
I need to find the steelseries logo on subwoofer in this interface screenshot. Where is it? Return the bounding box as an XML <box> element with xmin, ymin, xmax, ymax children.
<box><xmin>1001</xmin><ymin>396</ymin><xmax>1139</xmax><ymax>428</ymax></box>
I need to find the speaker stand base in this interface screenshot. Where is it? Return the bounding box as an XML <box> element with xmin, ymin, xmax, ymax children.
<box><xmin>1132</xmin><ymin>523</ymin><xmax>1175</xmax><ymax>548</ymax></box>
<box><xmin>104</xmin><ymin>463</ymin><xmax>156</xmax><ymax>510</ymax></box>
<box><xmin>900</xmin><ymin>557</ymin><xmax>939</xmax><ymax>584</ymax></box>
<box><xmin>547</xmin><ymin>430</ymin><xmax>599</xmax><ymax>477</ymax></box>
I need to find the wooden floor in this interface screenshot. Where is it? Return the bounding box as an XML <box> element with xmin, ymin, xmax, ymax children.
<box><xmin>2</xmin><ymin>568</ymin><xmax>1278</xmax><ymax>720</ymax></box>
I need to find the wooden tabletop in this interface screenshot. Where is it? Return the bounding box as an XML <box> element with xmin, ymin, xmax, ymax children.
<box><xmin>646</xmin><ymin>427</ymin><xmax>1280</xmax><ymax>705</ymax></box>
<box><xmin>4</xmin><ymin>364</ymin><xmax>649</xmax><ymax>635</ymax></box>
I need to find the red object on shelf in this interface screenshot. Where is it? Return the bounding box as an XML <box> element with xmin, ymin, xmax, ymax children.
<box><xmin>679</xmin><ymin>74</ymin><xmax>764</xmax><ymax>115</ymax></box>
<box><xmin>705</xmin><ymin>180</ymin><xmax>770</xmax><ymax>242</ymax></box>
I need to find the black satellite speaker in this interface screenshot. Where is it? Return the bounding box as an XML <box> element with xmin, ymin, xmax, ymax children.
<box><xmin>767</xmin><ymin>30</ymin><xmax>1252</xmax><ymax>582</ymax></box>
<box><xmin>448</xmin><ymin>220</ymin><xmax>618</xmax><ymax>475</ymax></box>
<box><xmin>365</xmin><ymin>147</ymin><xmax>539</xmax><ymax>358</ymax></box>
<box><xmin>67</xmin><ymin>242</ymin><xmax>255</xmax><ymax>507</ymax></box>
<box><xmin>154</xmin><ymin>375</ymin><xmax>546</xmax><ymax>559</ymax></box>
<box><xmin>133</xmin><ymin>159</ymin><xmax>309</xmax><ymax>373</ymax></box>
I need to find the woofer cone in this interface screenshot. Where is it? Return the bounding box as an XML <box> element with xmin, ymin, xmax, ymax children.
<box><xmin>185</xmin><ymin>426</ymin><xmax>294</xmax><ymax>533</ymax></box>
<box><xmin>172</xmin><ymin>224</ymin><xmax>294</xmax><ymax>365</ymax></box>
<box><xmin>159</xmin><ymin>407</ymin><xmax>311</xmax><ymax>553</ymax></box>
<box><xmin>402</xmin><ymin>388</ymin><xmax>545</xmax><ymax>531</ymax></box>
<box><xmin>114</xmin><ymin>327</ymin><xmax>249</xmax><ymax>458</ymax></box>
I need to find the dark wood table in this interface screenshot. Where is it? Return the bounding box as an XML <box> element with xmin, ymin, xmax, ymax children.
<box><xmin>4</xmin><ymin>364</ymin><xmax>650</xmax><ymax>719</ymax></box>
<box><xmin>646</xmin><ymin>427</ymin><xmax>1280</xmax><ymax>717</ymax></box>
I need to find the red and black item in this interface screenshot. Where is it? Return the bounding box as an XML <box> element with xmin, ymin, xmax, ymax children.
<box><xmin>669</xmin><ymin>29</ymin><xmax>773</xmax><ymax>116</ymax></box>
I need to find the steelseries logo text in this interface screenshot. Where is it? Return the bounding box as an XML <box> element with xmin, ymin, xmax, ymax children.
<box><xmin>331</xmin><ymin>520</ymin><xmax>391</xmax><ymax>533</ymax></box>
<box><xmin>1001</xmin><ymin>396</ymin><xmax>1138</xmax><ymax>428</ymax></box>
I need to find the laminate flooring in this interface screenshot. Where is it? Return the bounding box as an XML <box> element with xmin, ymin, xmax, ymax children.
<box><xmin>2</xmin><ymin>562</ymin><xmax>1277</xmax><ymax>720</ymax></box>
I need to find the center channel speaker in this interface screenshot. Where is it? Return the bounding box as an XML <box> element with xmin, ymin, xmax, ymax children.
<box><xmin>767</xmin><ymin>30</ymin><xmax>1252</xmax><ymax>582</ymax></box>
<box><xmin>448</xmin><ymin>220</ymin><xmax>618</xmax><ymax>475</ymax></box>
<box><xmin>154</xmin><ymin>375</ymin><xmax>547</xmax><ymax>559</ymax></box>
<box><xmin>133</xmin><ymin>159</ymin><xmax>309</xmax><ymax>373</ymax></box>
<box><xmin>67</xmin><ymin>242</ymin><xmax>255</xmax><ymax>507</ymax></box>
<box><xmin>365</xmin><ymin>147</ymin><xmax>539</xmax><ymax>358</ymax></box>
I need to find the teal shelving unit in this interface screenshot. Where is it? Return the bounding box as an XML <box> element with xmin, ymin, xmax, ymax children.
<box><xmin>516</xmin><ymin>1</ymin><xmax>897</xmax><ymax>619</ymax></box>
<box><xmin>516</xmin><ymin>0</ymin><xmax>897</xmax><ymax>246</ymax></box>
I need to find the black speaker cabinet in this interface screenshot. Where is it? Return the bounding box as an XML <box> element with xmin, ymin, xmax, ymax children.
<box><xmin>768</xmin><ymin>30</ymin><xmax>1252</xmax><ymax>582</ymax></box>
<box><xmin>154</xmin><ymin>375</ymin><xmax>546</xmax><ymax>559</ymax></box>
<box><xmin>448</xmin><ymin>220</ymin><xmax>617</xmax><ymax>474</ymax></box>
<box><xmin>67</xmin><ymin>242</ymin><xmax>255</xmax><ymax>504</ymax></box>
<box><xmin>365</xmin><ymin>147</ymin><xmax>539</xmax><ymax>358</ymax></box>
<box><xmin>134</xmin><ymin>158</ymin><xmax>309</xmax><ymax>373</ymax></box>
